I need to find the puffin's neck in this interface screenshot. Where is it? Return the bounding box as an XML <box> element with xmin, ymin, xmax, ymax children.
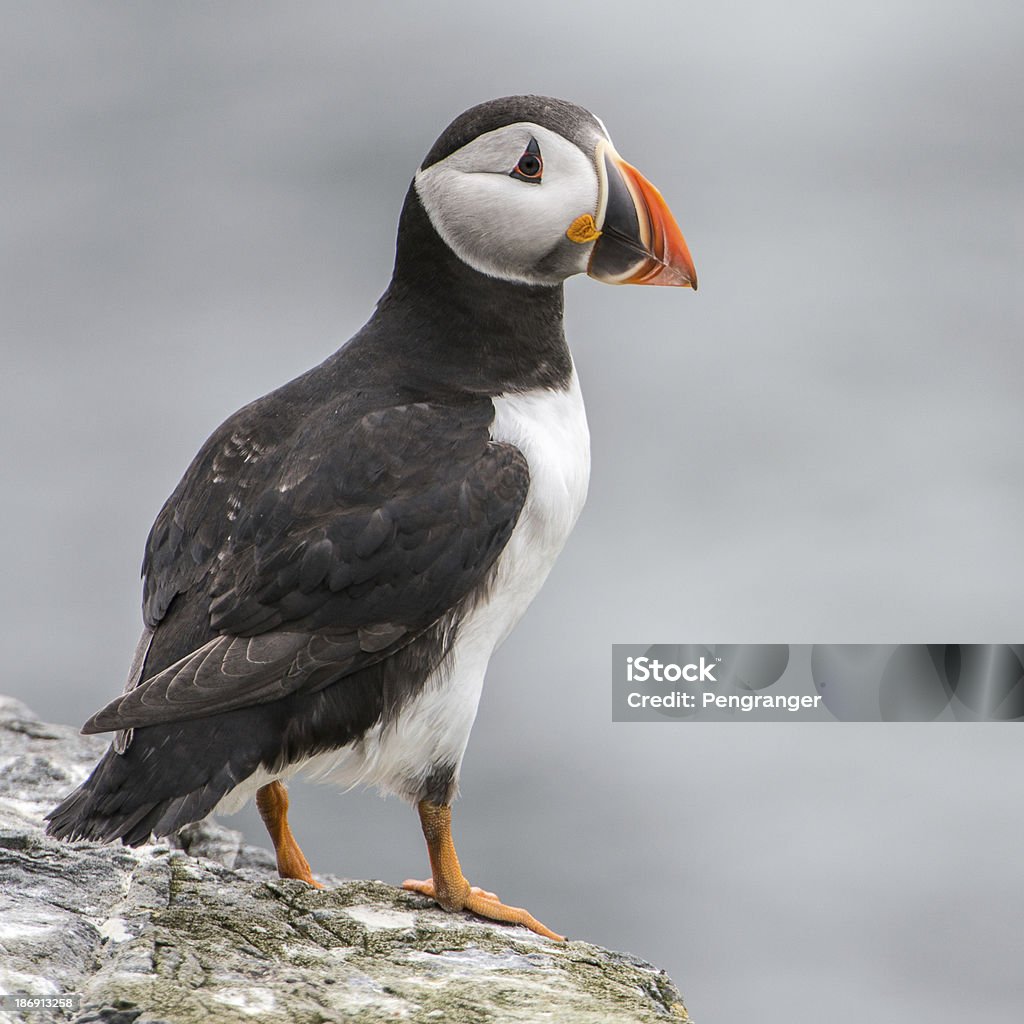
<box><xmin>369</xmin><ymin>185</ymin><xmax>573</xmax><ymax>396</ymax></box>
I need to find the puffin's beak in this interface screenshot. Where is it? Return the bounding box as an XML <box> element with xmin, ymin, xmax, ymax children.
<box><xmin>586</xmin><ymin>142</ymin><xmax>697</xmax><ymax>289</ymax></box>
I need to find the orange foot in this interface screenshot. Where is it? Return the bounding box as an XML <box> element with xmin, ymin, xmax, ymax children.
<box><xmin>276</xmin><ymin>837</ymin><xmax>324</xmax><ymax>890</ymax></box>
<box><xmin>403</xmin><ymin>799</ymin><xmax>565</xmax><ymax>942</ymax></box>
<box><xmin>256</xmin><ymin>780</ymin><xmax>323</xmax><ymax>889</ymax></box>
<box><xmin>402</xmin><ymin>875</ymin><xmax>564</xmax><ymax>942</ymax></box>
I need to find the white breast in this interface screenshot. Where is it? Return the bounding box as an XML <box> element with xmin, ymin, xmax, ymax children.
<box><xmin>215</xmin><ymin>368</ymin><xmax>590</xmax><ymax>813</ymax></box>
<box><xmin>482</xmin><ymin>365</ymin><xmax>592</xmax><ymax>648</ymax></box>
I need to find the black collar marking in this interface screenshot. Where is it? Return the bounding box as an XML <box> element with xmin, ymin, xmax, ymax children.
<box><xmin>354</xmin><ymin>184</ymin><xmax>574</xmax><ymax>396</ymax></box>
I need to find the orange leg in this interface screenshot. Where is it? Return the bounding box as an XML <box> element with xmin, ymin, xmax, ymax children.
<box><xmin>255</xmin><ymin>781</ymin><xmax>322</xmax><ymax>889</ymax></box>
<box><xmin>402</xmin><ymin>799</ymin><xmax>564</xmax><ymax>942</ymax></box>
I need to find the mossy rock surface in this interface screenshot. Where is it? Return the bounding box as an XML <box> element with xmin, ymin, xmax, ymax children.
<box><xmin>0</xmin><ymin>697</ymin><xmax>690</xmax><ymax>1023</ymax></box>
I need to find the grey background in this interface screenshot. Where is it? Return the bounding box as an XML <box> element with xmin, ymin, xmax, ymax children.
<box><xmin>3</xmin><ymin>3</ymin><xmax>1022</xmax><ymax>1021</ymax></box>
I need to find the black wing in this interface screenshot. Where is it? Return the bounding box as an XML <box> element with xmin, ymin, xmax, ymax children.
<box><xmin>83</xmin><ymin>393</ymin><xmax>528</xmax><ymax>734</ymax></box>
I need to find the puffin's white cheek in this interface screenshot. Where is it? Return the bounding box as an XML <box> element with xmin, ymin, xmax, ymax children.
<box><xmin>416</xmin><ymin>181</ymin><xmax>598</xmax><ymax>284</ymax></box>
<box><xmin>507</xmin><ymin>185</ymin><xmax>591</xmax><ymax>259</ymax></box>
<box><xmin>414</xmin><ymin>124</ymin><xmax>600</xmax><ymax>285</ymax></box>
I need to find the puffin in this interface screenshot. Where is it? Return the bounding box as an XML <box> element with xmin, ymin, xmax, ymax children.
<box><xmin>47</xmin><ymin>95</ymin><xmax>696</xmax><ymax>942</ymax></box>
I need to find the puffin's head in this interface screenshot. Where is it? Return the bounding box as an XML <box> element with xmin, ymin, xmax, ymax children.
<box><xmin>413</xmin><ymin>95</ymin><xmax>697</xmax><ymax>290</ymax></box>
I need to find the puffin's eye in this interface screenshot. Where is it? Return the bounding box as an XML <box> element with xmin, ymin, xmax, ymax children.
<box><xmin>510</xmin><ymin>137</ymin><xmax>543</xmax><ymax>184</ymax></box>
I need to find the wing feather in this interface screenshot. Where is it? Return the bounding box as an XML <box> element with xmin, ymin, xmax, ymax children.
<box><xmin>87</xmin><ymin>394</ymin><xmax>529</xmax><ymax>737</ymax></box>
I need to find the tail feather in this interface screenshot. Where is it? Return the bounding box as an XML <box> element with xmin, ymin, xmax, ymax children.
<box><xmin>45</xmin><ymin>708</ymin><xmax>272</xmax><ymax>846</ymax></box>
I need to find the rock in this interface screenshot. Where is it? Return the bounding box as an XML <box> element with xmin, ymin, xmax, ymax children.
<box><xmin>0</xmin><ymin>696</ymin><xmax>690</xmax><ymax>1023</ymax></box>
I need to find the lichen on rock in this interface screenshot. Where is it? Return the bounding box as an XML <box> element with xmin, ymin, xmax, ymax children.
<box><xmin>0</xmin><ymin>696</ymin><xmax>690</xmax><ymax>1023</ymax></box>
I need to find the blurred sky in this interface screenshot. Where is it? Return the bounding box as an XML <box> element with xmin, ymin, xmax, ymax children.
<box><xmin>2</xmin><ymin>3</ymin><xmax>1023</xmax><ymax>1022</ymax></box>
